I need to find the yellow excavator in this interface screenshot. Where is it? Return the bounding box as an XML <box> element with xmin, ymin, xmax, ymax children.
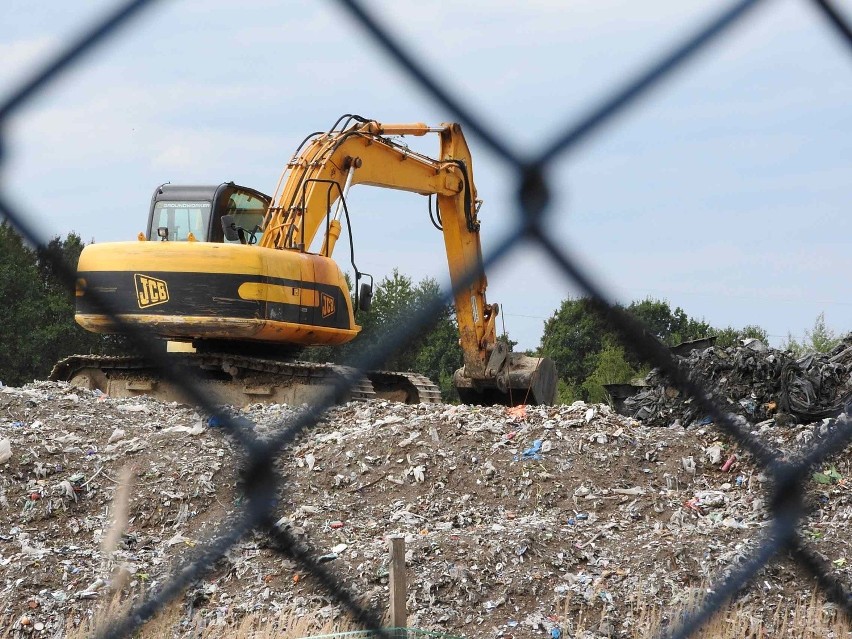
<box><xmin>51</xmin><ymin>116</ymin><xmax>556</xmax><ymax>406</ymax></box>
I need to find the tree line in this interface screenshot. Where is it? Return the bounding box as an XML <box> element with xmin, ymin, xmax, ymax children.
<box><xmin>0</xmin><ymin>222</ymin><xmax>109</xmax><ymax>386</ymax></box>
<box><xmin>0</xmin><ymin>223</ymin><xmax>842</xmax><ymax>402</ymax></box>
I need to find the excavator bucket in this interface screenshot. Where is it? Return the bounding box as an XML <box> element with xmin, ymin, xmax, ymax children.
<box><xmin>453</xmin><ymin>354</ymin><xmax>558</xmax><ymax>406</ymax></box>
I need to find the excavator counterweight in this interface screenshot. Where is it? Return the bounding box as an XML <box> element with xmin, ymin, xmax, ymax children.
<box><xmin>51</xmin><ymin>116</ymin><xmax>557</xmax><ymax>406</ymax></box>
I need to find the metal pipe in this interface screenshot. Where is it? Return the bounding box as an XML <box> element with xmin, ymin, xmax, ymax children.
<box><xmin>331</xmin><ymin>162</ymin><xmax>357</xmax><ymax>223</ymax></box>
<box><xmin>363</xmin><ymin>121</ymin><xmax>444</xmax><ymax>136</ymax></box>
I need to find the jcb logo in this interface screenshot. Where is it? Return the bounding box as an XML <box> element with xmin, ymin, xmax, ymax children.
<box><xmin>134</xmin><ymin>274</ymin><xmax>169</xmax><ymax>308</ymax></box>
<box><xmin>320</xmin><ymin>293</ymin><xmax>335</xmax><ymax>318</ymax></box>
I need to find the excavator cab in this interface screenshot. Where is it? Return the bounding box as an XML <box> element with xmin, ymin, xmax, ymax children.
<box><xmin>147</xmin><ymin>182</ymin><xmax>270</xmax><ymax>243</ymax></box>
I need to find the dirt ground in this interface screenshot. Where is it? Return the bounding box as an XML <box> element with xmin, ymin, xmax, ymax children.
<box><xmin>0</xmin><ymin>382</ymin><xmax>850</xmax><ymax>638</ymax></box>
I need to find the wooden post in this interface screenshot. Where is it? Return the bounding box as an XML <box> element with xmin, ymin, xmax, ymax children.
<box><xmin>388</xmin><ymin>535</ymin><xmax>407</xmax><ymax>631</ymax></box>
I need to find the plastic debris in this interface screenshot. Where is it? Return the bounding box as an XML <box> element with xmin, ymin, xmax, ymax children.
<box><xmin>0</xmin><ymin>380</ymin><xmax>849</xmax><ymax>636</ymax></box>
<box><xmin>518</xmin><ymin>439</ymin><xmax>543</xmax><ymax>460</ymax></box>
<box><xmin>616</xmin><ymin>336</ymin><xmax>852</xmax><ymax>425</ymax></box>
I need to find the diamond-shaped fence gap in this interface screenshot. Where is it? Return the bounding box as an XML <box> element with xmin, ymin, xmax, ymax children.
<box><xmin>87</xmin><ymin>224</ymin><xmax>526</xmax><ymax>637</ymax></box>
<box><xmin>530</xmin><ymin>224</ymin><xmax>782</xmax><ymax>466</ymax></box>
<box><xmin>335</xmin><ymin>0</ymin><xmax>524</xmax><ymax>168</ymax></box>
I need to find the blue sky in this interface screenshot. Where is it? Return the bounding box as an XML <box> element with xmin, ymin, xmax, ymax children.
<box><xmin>1</xmin><ymin>0</ymin><xmax>850</xmax><ymax>350</ymax></box>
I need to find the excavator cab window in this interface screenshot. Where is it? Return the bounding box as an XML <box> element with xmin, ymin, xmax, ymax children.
<box><xmin>216</xmin><ymin>189</ymin><xmax>267</xmax><ymax>245</ymax></box>
<box><xmin>151</xmin><ymin>201</ymin><xmax>210</xmax><ymax>241</ymax></box>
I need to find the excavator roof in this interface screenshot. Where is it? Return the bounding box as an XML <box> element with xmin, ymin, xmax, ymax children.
<box><xmin>152</xmin><ymin>182</ymin><xmax>270</xmax><ymax>202</ymax></box>
<box><xmin>152</xmin><ymin>183</ymin><xmax>235</xmax><ymax>203</ymax></box>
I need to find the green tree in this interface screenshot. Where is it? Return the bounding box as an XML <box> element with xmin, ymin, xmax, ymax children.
<box><xmin>538</xmin><ymin>296</ymin><xmax>713</xmax><ymax>401</ymax></box>
<box><xmin>539</xmin><ymin>295</ymin><xmax>746</xmax><ymax>404</ymax></box>
<box><xmin>626</xmin><ymin>298</ymin><xmax>712</xmax><ymax>346</ymax></box>
<box><xmin>808</xmin><ymin>312</ymin><xmax>840</xmax><ymax>353</ymax></box>
<box><xmin>36</xmin><ymin>232</ymin><xmax>86</xmax><ymax>294</ymax></box>
<box><xmin>0</xmin><ymin>223</ymin><xmax>109</xmax><ymax>387</ymax></box>
<box><xmin>412</xmin><ymin>290</ymin><xmax>464</xmax><ymax>401</ymax></box>
<box><xmin>783</xmin><ymin>312</ymin><xmax>841</xmax><ymax>356</ymax></box>
<box><xmin>556</xmin><ymin>379</ymin><xmax>583</xmax><ymax>404</ymax></box>
<box><xmin>538</xmin><ymin>297</ymin><xmax>609</xmax><ymax>386</ymax></box>
<box><xmin>35</xmin><ymin>232</ymin><xmax>108</xmax><ymax>370</ymax></box>
<box><xmin>344</xmin><ymin>269</ymin><xmax>430</xmax><ymax>371</ymax></box>
<box><xmin>0</xmin><ymin>222</ymin><xmax>46</xmax><ymax>386</ymax></box>
<box><xmin>712</xmin><ymin>324</ymin><xmax>769</xmax><ymax>349</ymax></box>
<box><xmin>581</xmin><ymin>340</ymin><xmax>639</xmax><ymax>404</ymax></box>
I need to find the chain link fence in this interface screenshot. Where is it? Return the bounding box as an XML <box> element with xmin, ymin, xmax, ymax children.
<box><xmin>1</xmin><ymin>1</ymin><xmax>852</xmax><ymax>637</ymax></box>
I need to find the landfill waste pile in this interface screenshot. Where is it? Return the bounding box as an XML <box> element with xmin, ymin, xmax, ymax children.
<box><xmin>618</xmin><ymin>337</ymin><xmax>852</xmax><ymax>428</ymax></box>
<box><xmin>0</xmin><ymin>382</ymin><xmax>850</xmax><ymax>638</ymax></box>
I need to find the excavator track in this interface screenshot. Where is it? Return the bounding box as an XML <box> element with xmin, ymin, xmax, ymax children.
<box><xmin>49</xmin><ymin>354</ymin><xmax>442</xmax><ymax>406</ymax></box>
<box><xmin>366</xmin><ymin>371</ymin><xmax>443</xmax><ymax>404</ymax></box>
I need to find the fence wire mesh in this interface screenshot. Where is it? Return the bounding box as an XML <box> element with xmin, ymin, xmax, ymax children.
<box><xmin>1</xmin><ymin>0</ymin><xmax>851</xmax><ymax>637</ymax></box>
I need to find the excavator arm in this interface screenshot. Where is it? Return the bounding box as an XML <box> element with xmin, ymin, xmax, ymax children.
<box><xmin>261</xmin><ymin>118</ymin><xmax>555</xmax><ymax>403</ymax></box>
